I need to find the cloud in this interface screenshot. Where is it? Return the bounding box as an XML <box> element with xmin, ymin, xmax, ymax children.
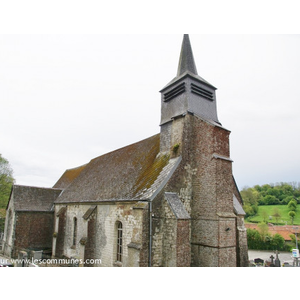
<box><xmin>1</xmin><ymin>34</ymin><xmax>300</xmax><ymax>189</ymax></box>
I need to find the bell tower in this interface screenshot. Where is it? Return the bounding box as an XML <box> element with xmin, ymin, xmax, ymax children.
<box><xmin>157</xmin><ymin>35</ymin><xmax>244</xmax><ymax>267</ymax></box>
<box><xmin>160</xmin><ymin>34</ymin><xmax>220</xmax><ymax>125</ymax></box>
<box><xmin>160</xmin><ymin>34</ymin><xmax>221</xmax><ymax>152</ymax></box>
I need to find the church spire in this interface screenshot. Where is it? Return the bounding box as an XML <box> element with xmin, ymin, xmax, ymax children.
<box><xmin>177</xmin><ymin>34</ymin><xmax>198</xmax><ymax>76</ymax></box>
<box><xmin>160</xmin><ymin>35</ymin><xmax>220</xmax><ymax>128</ymax></box>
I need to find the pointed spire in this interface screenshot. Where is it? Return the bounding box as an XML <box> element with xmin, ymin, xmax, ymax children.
<box><xmin>177</xmin><ymin>34</ymin><xmax>198</xmax><ymax>77</ymax></box>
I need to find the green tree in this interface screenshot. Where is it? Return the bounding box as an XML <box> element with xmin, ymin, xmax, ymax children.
<box><xmin>272</xmin><ymin>207</ymin><xmax>282</xmax><ymax>224</ymax></box>
<box><xmin>271</xmin><ymin>233</ymin><xmax>285</xmax><ymax>250</ymax></box>
<box><xmin>246</xmin><ymin>183</ymin><xmax>300</xmax><ymax>206</ymax></box>
<box><xmin>261</xmin><ymin>195</ymin><xmax>279</xmax><ymax>205</ymax></box>
<box><xmin>258</xmin><ymin>222</ymin><xmax>269</xmax><ymax>241</ymax></box>
<box><xmin>247</xmin><ymin>228</ymin><xmax>262</xmax><ymax>249</ymax></box>
<box><xmin>0</xmin><ymin>154</ymin><xmax>15</xmax><ymax>232</ymax></box>
<box><xmin>243</xmin><ymin>203</ymin><xmax>254</xmax><ymax>218</ymax></box>
<box><xmin>288</xmin><ymin>211</ymin><xmax>296</xmax><ymax>225</ymax></box>
<box><xmin>0</xmin><ymin>154</ymin><xmax>14</xmax><ymax>207</ymax></box>
<box><xmin>289</xmin><ymin>233</ymin><xmax>299</xmax><ymax>248</ymax></box>
<box><xmin>247</xmin><ymin>228</ymin><xmax>287</xmax><ymax>251</ymax></box>
<box><xmin>282</xmin><ymin>195</ymin><xmax>295</xmax><ymax>205</ymax></box>
<box><xmin>241</xmin><ymin>187</ymin><xmax>259</xmax><ymax>217</ymax></box>
<box><xmin>261</xmin><ymin>209</ymin><xmax>269</xmax><ymax>223</ymax></box>
<box><xmin>241</xmin><ymin>187</ymin><xmax>259</xmax><ymax>206</ymax></box>
<box><xmin>288</xmin><ymin>199</ymin><xmax>297</xmax><ymax>211</ymax></box>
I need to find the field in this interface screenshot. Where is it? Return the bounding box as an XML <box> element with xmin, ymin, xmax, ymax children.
<box><xmin>246</xmin><ymin>205</ymin><xmax>300</xmax><ymax>225</ymax></box>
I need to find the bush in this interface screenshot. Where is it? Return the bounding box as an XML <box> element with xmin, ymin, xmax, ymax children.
<box><xmin>247</xmin><ymin>228</ymin><xmax>288</xmax><ymax>251</ymax></box>
<box><xmin>288</xmin><ymin>199</ymin><xmax>297</xmax><ymax>211</ymax></box>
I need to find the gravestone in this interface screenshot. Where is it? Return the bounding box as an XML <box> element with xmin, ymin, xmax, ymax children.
<box><xmin>274</xmin><ymin>250</ymin><xmax>281</xmax><ymax>267</ymax></box>
<box><xmin>254</xmin><ymin>258</ymin><xmax>264</xmax><ymax>266</ymax></box>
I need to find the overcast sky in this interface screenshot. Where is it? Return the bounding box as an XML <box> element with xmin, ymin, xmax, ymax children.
<box><xmin>1</xmin><ymin>34</ymin><xmax>300</xmax><ymax>190</ymax></box>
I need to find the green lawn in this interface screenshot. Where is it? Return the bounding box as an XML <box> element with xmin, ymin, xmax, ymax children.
<box><xmin>246</xmin><ymin>205</ymin><xmax>300</xmax><ymax>225</ymax></box>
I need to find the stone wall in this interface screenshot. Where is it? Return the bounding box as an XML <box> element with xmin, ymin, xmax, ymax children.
<box><xmin>13</xmin><ymin>211</ymin><xmax>54</xmax><ymax>258</ymax></box>
<box><xmin>53</xmin><ymin>202</ymin><xmax>148</xmax><ymax>267</ymax></box>
<box><xmin>158</xmin><ymin>113</ymin><xmax>239</xmax><ymax>267</ymax></box>
<box><xmin>236</xmin><ymin>216</ymin><xmax>249</xmax><ymax>267</ymax></box>
<box><xmin>187</xmin><ymin>115</ymin><xmax>237</xmax><ymax>266</ymax></box>
<box><xmin>176</xmin><ymin>219</ymin><xmax>191</xmax><ymax>267</ymax></box>
<box><xmin>2</xmin><ymin>210</ymin><xmax>14</xmax><ymax>257</ymax></box>
<box><xmin>161</xmin><ymin>198</ymin><xmax>177</xmax><ymax>267</ymax></box>
<box><xmin>151</xmin><ymin>190</ymin><xmax>191</xmax><ymax>267</ymax></box>
<box><xmin>55</xmin><ymin>207</ymin><xmax>66</xmax><ymax>258</ymax></box>
<box><xmin>84</xmin><ymin>216</ymin><xmax>96</xmax><ymax>266</ymax></box>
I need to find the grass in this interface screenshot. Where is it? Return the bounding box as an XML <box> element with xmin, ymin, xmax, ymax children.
<box><xmin>246</xmin><ymin>205</ymin><xmax>300</xmax><ymax>225</ymax></box>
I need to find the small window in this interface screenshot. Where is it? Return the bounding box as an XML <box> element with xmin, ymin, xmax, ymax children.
<box><xmin>117</xmin><ymin>222</ymin><xmax>123</xmax><ymax>262</ymax></box>
<box><xmin>73</xmin><ymin>217</ymin><xmax>77</xmax><ymax>246</ymax></box>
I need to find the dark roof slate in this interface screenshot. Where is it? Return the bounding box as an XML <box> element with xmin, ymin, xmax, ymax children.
<box><xmin>11</xmin><ymin>185</ymin><xmax>62</xmax><ymax>212</ymax></box>
<box><xmin>55</xmin><ymin>134</ymin><xmax>180</xmax><ymax>204</ymax></box>
<box><xmin>53</xmin><ymin>164</ymin><xmax>87</xmax><ymax>189</ymax></box>
<box><xmin>165</xmin><ymin>192</ymin><xmax>190</xmax><ymax>220</ymax></box>
<box><xmin>161</xmin><ymin>34</ymin><xmax>216</xmax><ymax>92</ymax></box>
<box><xmin>177</xmin><ymin>34</ymin><xmax>198</xmax><ymax>77</ymax></box>
<box><xmin>82</xmin><ymin>205</ymin><xmax>97</xmax><ymax>220</ymax></box>
<box><xmin>233</xmin><ymin>194</ymin><xmax>246</xmax><ymax>216</ymax></box>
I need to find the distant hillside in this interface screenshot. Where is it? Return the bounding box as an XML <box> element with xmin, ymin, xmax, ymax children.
<box><xmin>241</xmin><ymin>182</ymin><xmax>300</xmax><ymax>218</ymax></box>
<box><xmin>246</xmin><ymin>204</ymin><xmax>300</xmax><ymax>225</ymax></box>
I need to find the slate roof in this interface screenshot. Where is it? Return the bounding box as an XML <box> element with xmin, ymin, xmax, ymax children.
<box><xmin>161</xmin><ymin>35</ymin><xmax>216</xmax><ymax>92</ymax></box>
<box><xmin>233</xmin><ymin>194</ymin><xmax>246</xmax><ymax>216</ymax></box>
<box><xmin>53</xmin><ymin>164</ymin><xmax>87</xmax><ymax>189</ymax></box>
<box><xmin>82</xmin><ymin>205</ymin><xmax>97</xmax><ymax>220</ymax></box>
<box><xmin>165</xmin><ymin>192</ymin><xmax>190</xmax><ymax>219</ymax></box>
<box><xmin>177</xmin><ymin>34</ymin><xmax>198</xmax><ymax>77</ymax></box>
<box><xmin>11</xmin><ymin>185</ymin><xmax>62</xmax><ymax>212</ymax></box>
<box><xmin>55</xmin><ymin>134</ymin><xmax>181</xmax><ymax>204</ymax></box>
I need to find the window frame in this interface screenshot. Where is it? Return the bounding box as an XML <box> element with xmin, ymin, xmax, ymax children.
<box><xmin>73</xmin><ymin>217</ymin><xmax>77</xmax><ymax>247</ymax></box>
<box><xmin>116</xmin><ymin>222</ymin><xmax>123</xmax><ymax>262</ymax></box>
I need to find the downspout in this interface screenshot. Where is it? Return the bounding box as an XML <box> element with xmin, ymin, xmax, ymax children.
<box><xmin>149</xmin><ymin>200</ymin><xmax>152</xmax><ymax>267</ymax></box>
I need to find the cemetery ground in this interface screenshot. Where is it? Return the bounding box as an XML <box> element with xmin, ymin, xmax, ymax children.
<box><xmin>248</xmin><ymin>249</ymin><xmax>295</xmax><ymax>266</ymax></box>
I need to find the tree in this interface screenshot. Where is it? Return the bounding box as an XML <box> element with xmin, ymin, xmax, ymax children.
<box><xmin>261</xmin><ymin>195</ymin><xmax>279</xmax><ymax>205</ymax></box>
<box><xmin>283</xmin><ymin>195</ymin><xmax>295</xmax><ymax>205</ymax></box>
<box><xmin>288</xmin><ymin>211</ymin><xmax>296</xmax><ymax>225</ymax></box>
<box><xmin>258</xmin><ymin>222</ymin><xmax>269</xmax><ymax>241</ymax></box>
<box><xmin>288</xmin><ymin>199</ymin><xmax>297</xmax><ymax>212</ymax></box>
<box><xmin>0</xmin><ymin>154</ymin><xmax>14</xmax><ymax>207</ymax></box>
<box><xmin>0</xmin><ymin>154</ymin><xmax>14</xmax><ymax>232</ymax></box>
<box><xmin>261</xmin><ymin>209</ymin><xmax>269</xmax><ymax>223</ymax></box>
<box><xmin>271</xmin><ymin>233</ymin><xmax>285</xmax><ymax>250</ymax></box>
<box><xmin>241</xmin><ymin>187</ymin><xmax>259</xmax><ymax>206</ymax></box>
<box><xmin>272</xmin><ymin>207</ymin><xmax>282</xmax><ymax>224</ymax></box>
<box><xmin>247</xmin><ymin>228</ymin><xmax>262</xmax><ymax>249</ymax></box>
<box><xmin>241</xmin><ymin>187</ymin><xmax>259</xmax><ymax>217</ymax></box>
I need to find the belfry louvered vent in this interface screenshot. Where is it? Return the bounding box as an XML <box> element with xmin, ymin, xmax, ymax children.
<box><xmin>191</xmin><ymin>83</ymin><xmax>213</xmax><ymax>101</ymax></box>
<box><xmin>164</xmin><ymin>83</ymin><xmax>186</xmax><ymax>102</ymax></box>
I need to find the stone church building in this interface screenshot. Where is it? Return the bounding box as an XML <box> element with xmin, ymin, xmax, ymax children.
<box><xmin>2</xmin><ymin>35</ymin><xmax>248</xmax><ymax>267</ymax></box>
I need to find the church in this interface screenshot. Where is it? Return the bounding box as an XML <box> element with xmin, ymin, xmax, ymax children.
<box><xmin>2</xmin><ymin>35</ymin><xmax>248</xmax><ymax>267</ymax></box>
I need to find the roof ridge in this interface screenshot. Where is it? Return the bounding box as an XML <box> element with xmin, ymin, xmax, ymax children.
<box><xmin>13</xmin><ymin>184</ymin><xmax>62</xmax><ymax>191</ymax></box>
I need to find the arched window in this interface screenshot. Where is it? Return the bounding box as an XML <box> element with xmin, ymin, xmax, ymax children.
<box><xmin>116</xmin><ymin>222</ymin><xmax>123</xmax><ymax>262</ymax></box>
<box><xmin>73</xmin><ymin>217</ymin><xmax>77</xmax><ymax>246</ymax></box>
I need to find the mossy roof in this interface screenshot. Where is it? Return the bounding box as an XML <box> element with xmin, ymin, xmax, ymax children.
<box><xmin>53</xmin><ymin>164</ymin><xmax>87</xmax><ymax>189</ymax></box>
<box><xmin>10</xmin><ymin>185</ymin><xmax>62</xmax><ymax>212</ymax></box>
<box><xmin>55</xmin><ymin>134</ymin><xmax>179</xmax><ymax>204</ymax></box>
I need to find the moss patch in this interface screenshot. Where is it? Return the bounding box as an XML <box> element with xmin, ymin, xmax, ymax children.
<box><xmin>132</xmin><ymin>147</ymin><xmax>170</xmax><ymax>197</ymax></box>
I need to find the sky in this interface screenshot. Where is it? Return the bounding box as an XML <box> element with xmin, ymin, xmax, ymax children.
<box><xmin>0</xmin><ymin>2</ymin><xmax>300</xmax><ymax>192</ymax></box>
<box><xmin>1</xmin><ymin>34</ymin><xmax>300</xmax><ymax>190</ymax></box>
